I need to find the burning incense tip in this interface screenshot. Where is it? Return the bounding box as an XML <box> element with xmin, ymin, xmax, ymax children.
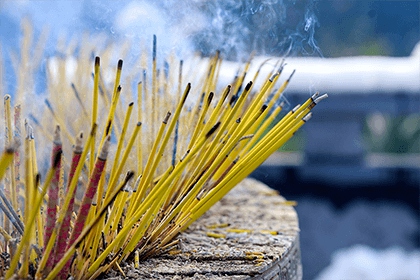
<box><xmin>117</xmin><ymin>59</ymin><xmax>123</xmax><ymax>70</ymax></box>
<box><xmin>288</xmin><ymin>69</ymin><xmax>296</xmax><ymax>81</ymax></box>
<box><xmin>303</xmin><ymin>112</ymin><xmax>313</xmax><ymax>122</ymax></box>
<box><xmin>314</xmin><ymin>93</ymin><xmax>329</xmax><ymax>104</ymax></box>
<box><xmin>95</xmin><ymin>56</ymin><xmax>100</xmax><ymax>66</ymax></box>
<box><xmin>292</xmin><ymin>104</ymin><xmax>301</xmax><ymax>112</ymax></box>
<box><xmin>269</xmin><ymin>72</ymin><xmax>279</xmax><ymax>82</ymax></box>
<box><xmin>99</xmin><ymin>136</ymin><xmax>111</xmax><ymax>160</ymax></box>
<box><xmin>311</xmin><ymin>92</ymin><xmax>320</xmax><ymax>100</ymax></box>
<box><xmin>54</xmin><ymin>125</ymin><xmax>61</xmax><ymax>143</ymax></box>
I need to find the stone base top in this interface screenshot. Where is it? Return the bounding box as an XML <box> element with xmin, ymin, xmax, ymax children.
<box><xmin>103</xmin><ymin>178</ymin><xmax>302</xmax><ymax>280</ymax></box>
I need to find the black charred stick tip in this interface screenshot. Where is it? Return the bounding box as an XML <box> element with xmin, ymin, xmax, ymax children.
<box><xmin>105</xmin><ymin>120</ymin><xmax>112</xmax><ymax>136</ymax></box>
<box><xmin>163</xmin><ymin>112</ymin><xmax>171</xmax><ymax>124</ymax></box>
<box><xmin>117</xmin><ymin>59</ymin><xmax>123</xmax><ymax>70</ymax></box>
<box><xmin>245</xmin><ymin>81</ymin><xmax>253</xmax><ymax>91</ymax></box>
<box><xmin>90</xmin><ymin>124</ymin><xmax>98</xmax><ymax>136</ymax></box>
<box><xmin>95</xmin><ymin>56</ymin><xmax>100</xmax><ymax>66</ymax></box>
<box><xmin>35</xmin><ymin>173</ymin><xmax>41</xmax><ymax>186</ymax></box>
<box><xmin>287</xmin><ymin>69</ymin><xmax>296</xmax><ymax>82</ymax></box>
<box><xmin>207</xmin><ymin>92</ymin><xmax>214</xmax><ymax>105</ymax></box>
<box><xmin>53</xmin><ymin>150</ymin><xmax>63</xmax><ymax>168</ymax></box>
<box><xmin>181</xmin><ymin>83</ymin><xmax>191</xmax><ymax>105</ymax></box>
<box><xmin>124</xmin><ymin>171</ymin><xmax>135</xmax><ymax>184</ymax></box>
<box><xmin>261</xmin><ymin>104</ymin><xmax>268</xmax><ymax>112</ymax></box>
<box><xmin>206</xmin><ymin>122</ymin><xmax>221</xmax><ymax>138</ymax></box>
<box><xmin>229</xmin><ymin>95</ymin><xmax>237</xmax><ymax>106</ymax></box>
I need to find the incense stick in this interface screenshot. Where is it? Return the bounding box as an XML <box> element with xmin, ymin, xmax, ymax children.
<box><xmin>0</xmin><ymin>32</ymin><xmax>327</xmax><ymax>279</ymax></box>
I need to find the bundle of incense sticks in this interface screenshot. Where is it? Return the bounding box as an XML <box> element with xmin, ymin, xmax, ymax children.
<box><xmin>0</xmin><ymin>30</ymin><xmax>327</xmax><ymax>279</ymax></box>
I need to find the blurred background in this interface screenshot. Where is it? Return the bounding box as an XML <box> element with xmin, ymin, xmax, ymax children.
<box><xmin>0</xmin><ymin>0</ymin><xmax>419</xmax><ymax>279</ymax></box>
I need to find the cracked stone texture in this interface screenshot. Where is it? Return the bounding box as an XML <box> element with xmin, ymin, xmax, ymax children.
<box><xmin>102</xmin><ymin>178</ymin><xmax>302</xmax><ymax>279</ymax></box>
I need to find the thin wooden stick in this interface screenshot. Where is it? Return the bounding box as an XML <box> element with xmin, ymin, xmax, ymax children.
<box><xmin>90</xmin><ymin>56</ymin><xmax>100</xmax><ymax>174</ymax></box>
<box><xmin>3</xmin><ymin>95</ymin><xmax>18</xmax><ymax>210</ymax></box>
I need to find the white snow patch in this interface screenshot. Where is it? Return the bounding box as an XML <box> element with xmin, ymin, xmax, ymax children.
<box><xmin>316</xmin><ymin>245</ymin><xmax>420</xmax><ymax>280</ymax></box>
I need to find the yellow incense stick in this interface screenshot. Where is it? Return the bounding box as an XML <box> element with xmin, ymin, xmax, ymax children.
<box><xmin>6</xmin><ymin>149</ymin><xmax>61</xmax><ymax>279</ymax></box>
<box><xmin>1</xmin><ymin>30</ymin><xmax>328</xmax><ymax>279</ymax></box>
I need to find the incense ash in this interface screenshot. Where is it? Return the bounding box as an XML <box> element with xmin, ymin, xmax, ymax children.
<box><xmin>0</xmin><ymin>29</ymin><xmax>327</xmax><ymax>279</ymax></box>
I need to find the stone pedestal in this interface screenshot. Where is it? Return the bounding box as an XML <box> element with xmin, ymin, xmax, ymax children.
<box><xmin>105</xmin><ymin>178</ymin><xmax>302</xmax><ymax>279</ymax></box>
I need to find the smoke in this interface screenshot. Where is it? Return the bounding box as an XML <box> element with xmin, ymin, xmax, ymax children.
<box><xmin>0</xmin><ymin>0</ymin><xmax>321</xmax><ymax>61</ymax></box>
<box><xmin>81</xmin><ymin>0</ymin><xmax>322</xmax><ymax>61</ymax></box>
<box><xmin>191</xmin><ymin>0</ymin><xmax>322</xmax><ymax>60</ymax></box>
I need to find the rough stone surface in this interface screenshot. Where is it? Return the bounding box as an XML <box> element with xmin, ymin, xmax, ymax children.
<box><xmin>102</xmin><ymin>178</ymin><xmax>302</xmax><ymax>279</ymax></box>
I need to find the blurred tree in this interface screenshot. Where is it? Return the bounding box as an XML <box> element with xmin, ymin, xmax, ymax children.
<box><xmin>315</xmin><ymin>0</ymin><xmax>419</xmax><ymax>57</ymax></box>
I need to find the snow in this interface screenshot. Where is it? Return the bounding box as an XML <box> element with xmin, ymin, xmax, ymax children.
<box><xmin>216</xmin><ymin>44</ymin><xmax>420</xmax><ymax>94</ymax></box>
<box><xmin>316</xmin><ymin>245</ymin><xmax>420</xmax><ymax>280</ymax></box>
<box><xmin>295</xmin><ymin>198</ymin><xmax>419</xmax><ymax>279</ymax></box>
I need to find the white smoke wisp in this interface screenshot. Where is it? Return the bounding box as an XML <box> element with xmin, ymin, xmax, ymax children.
<box><xmin>113</xmin><ymin>1</ymin><xmax>207</xmax><ymax>59</ymax></box>
<box><xmin>190</xmin><ymin>0</ymin><xmax>322</xmax><ymax>61</ymax></box>
<box><xmin>0</xmin><ymin>0</ymin><xmax>322</xmax><ymax>65</ymax></box>
<box><xmin>108</xmin><ymin>0</ymin><xmax>322</xmax><ymax>61</ymax></box>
